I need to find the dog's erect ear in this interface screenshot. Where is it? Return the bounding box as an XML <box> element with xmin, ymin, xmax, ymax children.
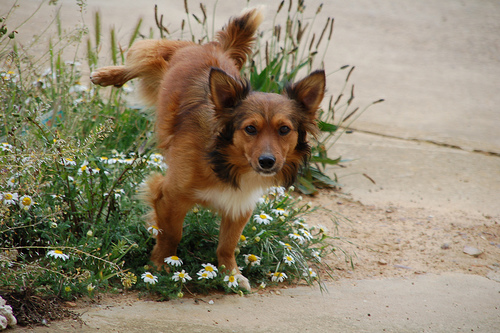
<box><xmin>286</xmin><ymin>70</ymin><xmax>326</xmax><ymax>115</ymax></box>
<box><xmin>209</xmin><ymin>67</ymin><xmax>249</xmax><ymax>111</ymax></box>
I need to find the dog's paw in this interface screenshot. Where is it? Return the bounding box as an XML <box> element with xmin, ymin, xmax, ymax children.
<box><xmin>90</xmin><ymin>66</ymin><xmax>126</xmax><ymax>87</ymax></box>
<box><xmin>235</xmin><ymin>274</ymin><xmax>251</xmax><ymax>291</ymax></box>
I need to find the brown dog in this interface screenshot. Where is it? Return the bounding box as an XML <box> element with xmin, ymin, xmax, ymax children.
<box><xmin>90</xmin><ymin>9</ymin><xmax>325</xmax><ymax>290</ymax></box>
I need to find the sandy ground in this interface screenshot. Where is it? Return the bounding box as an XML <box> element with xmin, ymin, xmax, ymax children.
<box><xmin>2</xmin><ymin>0</ymin><xmax>500</xmax><ymax>332</ymax></box>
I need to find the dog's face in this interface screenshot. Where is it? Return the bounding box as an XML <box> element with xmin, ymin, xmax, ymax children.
<box><xmin>209</xmin><ymin>68</ymin><xmax>325</xmax><ymax>188</ymax></box>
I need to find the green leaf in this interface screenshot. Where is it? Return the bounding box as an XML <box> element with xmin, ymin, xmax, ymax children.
<box><xmin>317</xmin><ymin>121</ymin><xmax>338</xmax><ymax>133</ymax></box>
<box><xmin>310</xmin><ymin>156</ymin><xmax>341</xmax><ymax>165</ymax></box>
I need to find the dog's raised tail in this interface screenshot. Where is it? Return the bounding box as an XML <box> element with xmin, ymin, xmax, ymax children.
<box><xmin>216</xmin><ymin>8</ymin><xmax>264</xmax><ymax>70</ymax></box>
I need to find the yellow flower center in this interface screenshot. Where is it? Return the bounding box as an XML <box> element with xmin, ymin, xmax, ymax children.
<box><xmin>240</xmin><ymin>235</ymin><xmax>246</xmax><ymax>241</ymax></box>
<box><xmin>284</xmin><ymin>243</ymin><xmax>292</xmax><ymax>249</ymax></box>
<box><xmin>179</xmin><ymin>272</ymin><xmax>185</xmax><ymax>278</ymax></box>
<box><xmin>286</xmin><ymin>256</ymin><xmax>292</xmax><ymax>261</ymax></box>
<box><xmin>248</xmin><ymin>254</ymin><xmax>257</xmax><ymax>262</ymax></box>
<box><xmin>5</xmin><ymin>193</ymin><xmax>12</xmax><ymax>200</ymax></box>
<box><xmin>81</xmin><ymin>165</ymin><xmax>87</xmax><ymax>171</ymax></box>
<box><xmin>66</xmin><ymin>158</ymin><xmax>74</xmax><ymax>162</ymax></box>
<box><xmin>152</xmin><ymin>226</ymin><xmax>159</xmax><ymax>230</ymax></box>
<box><xmin>259</xmin><ymin>214</ymin><xmax>267</xmax><ymax>219</ymax></box>
<box><xmin>205</xmin><ymin>266</ymin><xmax>214</xmax><ymax>272</ymax></box>
<box><xmin>54</xmin><ymin>250</ymin><xmax>63</xmax><ymax>255</ymax></box>
<box><xmin>228</xmin><ymin>276</ymin><xmax>235</xmax><ymax>282</ymax></box>
<box><xmin>171</xmin><ymin>256</ymin><xmax>179</xmax><ymax>261</ymax></box>
<box><xmin>22</xmin><ymin>197</ymin><xmax>31</xmax><ymax>205</ymax></box>
<box><xmin>145</xmin><ymin>273</ymin><xmax>153</xmax><ymax>279</ymax></box>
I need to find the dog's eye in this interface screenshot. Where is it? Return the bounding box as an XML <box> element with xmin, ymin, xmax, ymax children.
<box><xmin>244</xmin><ymin>125</ymin><xmax>257</xmax><ymax>135</ymax></box>
<box><xmin>279</xmin><ymin>126</ymin><xmax>291</xmax><ymax>136</ymax></box>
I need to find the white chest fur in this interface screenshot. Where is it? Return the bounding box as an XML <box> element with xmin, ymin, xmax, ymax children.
<box><xmin>195</xmin><ymin>174</ymin><xmax>271</xmax><ymax>219</ymax></box>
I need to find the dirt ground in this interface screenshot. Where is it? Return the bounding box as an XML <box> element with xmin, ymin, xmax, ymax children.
<box><xmin>2</xmin><ymin>0</ymin><xmax>500</xmax><ymax>331</ymax></box>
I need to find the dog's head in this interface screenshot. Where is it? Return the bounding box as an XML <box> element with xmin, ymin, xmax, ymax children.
<box><xmin>209</xmin><ymin>67</ymin><xmax>325</xmax><ymax>188</ymax></box>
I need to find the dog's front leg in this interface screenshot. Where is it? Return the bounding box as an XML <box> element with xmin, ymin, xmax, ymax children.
<box><xmin>217</xmin><ymin>211</ymin><xmax>252</xmax><ymax>291</ymax></box>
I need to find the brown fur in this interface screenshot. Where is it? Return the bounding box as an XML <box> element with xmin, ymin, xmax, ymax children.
<box><xmin>90</xmin><ymin>8</ymin><xmax>325</xmax><ymax>290</ymax></box>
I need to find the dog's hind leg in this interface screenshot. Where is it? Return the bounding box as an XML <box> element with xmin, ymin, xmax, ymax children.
<box><xmin>217</xmin><ymin>211</ymin><xmax>252</xmax><ymax>291</ymax></box>
<box><xmin>144</xmin><ymin>174</ymin><xmax>194</xmax><ymax>267</ymax></box>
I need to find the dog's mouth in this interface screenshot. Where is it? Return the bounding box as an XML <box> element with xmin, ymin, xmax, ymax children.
<box><xmin>257</xmin><ymin>169</ymin><xmax>277</xmax><ymax>177</ymax></box>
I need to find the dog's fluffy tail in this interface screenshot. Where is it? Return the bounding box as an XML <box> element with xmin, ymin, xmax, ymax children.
<box><xmin>216</xmin><ymin>8</ymin><xmax>264</xmax><ymax>70</ymax></box>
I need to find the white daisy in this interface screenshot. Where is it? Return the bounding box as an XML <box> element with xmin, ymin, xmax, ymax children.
<box><xmin>224</xmin><ymin>274</ymin><xmax>238</xmax><ymax>288</ymax></box>
<box><xmin>300</xmin><ymin>229</ymin><xmax>313</xmax><ymax>240</ymax></box>
<box><xmin>197</xmin><ymin>270</ymin><xmax>210</xmax><ymax>280</ymax></box>
<box><xmin>100</xmin><ymin>156</ymin><xmax>109</xmax><ymax>164</ymax></box>
<box><xmin>61</xmin><ymin>157</ymin><xmax>76</xmax><ymax>166</ymax></box>
<box><xmin>303</xmin><ymin>268</ymin><xmax>317</xmax><ymax>278</ymax></box>
<box><xmin>279</xmin><ymin>241</ymin><xmax>293</xmax><ymax>250</ymax></box>
<box><xmin>1</xmin><ymin>142</ymin><xmax>13</xmax><ymax>152</ymax></box>
<box><xmin>147</xmin><ymin>225</ymin><xmax>161</xmax><ymax>236</ymax></box>
<box><xmin>271</xmin><ymin>208</ymin><xmax>287</xmax><ymax>216</ymax></box>
<box><xmin>289</xmin><ymin>232</ymin><xmax>305</xmax><ymax>244</ymax></box>
<box><xmin>283</xmin><ymin>255</ymin><xmax>295</xmax><ymax>266</ymax></box>
<box><xmin>201</xmin><ymin>263</ymin><xmax>218</xmax><ymax>278</ymax></box>
<box><xmin>2</xmin><ymin>192</ymin><xmax>18</xmax><ymax>205</ymax></box>
<box><xmin>271</xmin><ymin>272</ymin><xmax>287</xmax><ymax>283</ymax></box>
<box><xmin>312</xmin><ymin>250</ymin><xmax>322</xmax><ymax>262</ymax></box>
<box><xmin>19</xmin><ymin>195</ymin><xmax>33</xmax><ymax>210</ymax></box>
<box><xmin>47</xmin><ymin>249</ymin><xmax>69</xmax><ymax>260</ymax></box>
<box><xmin>243</xmin><ymin>254</ymin><xmax>261</xmax><ymax>266</ymax></box>
<box><xmin>7</xmin><ymin>176</ymin><xmax>16</xmax><ymax>187</ymax></box>
<box><xmin>253</xmin><ymin>212</ymin><xmax>273</xmax><ymax>225</ymax></box>
<box><xmin>141</xmin><ymin>272</ymin><xmax>158</xmax><ymax>284</ymax></box>
<box><xmin>77</xmin><ymin>161</ymin><xmax>90</xmax><ymax>175</ymax></box>
<box><xmin>164</xmin><ymin>255</ymin><xmax>183</xmax><ymax>266</ymax></box>
<box><xmin>172</xmin><ymin>270</ymin><xmax>192</xmax><ymax>283</ymax></box>
<box><xmin>268</xmin><ymin>186</ymin><xmax>286</xmax><ymax>197</ymax></box>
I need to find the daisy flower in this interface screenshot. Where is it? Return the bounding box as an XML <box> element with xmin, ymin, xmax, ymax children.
<box><xmin>224</xmin><ymin>274</ymin><xmax>238</xmax><ymax>288</ymax></box>
<box><xmin>19</xmin><ymin>195</ymin><xmax>33</xmax><ymax>210</ymax></box>
<box><xmin>164</xmin><ymin>255</ymin><xmax>183</xmax><ymax>266</ymax></box>
<box><xmin>1</xmin><ymin>142</ymin><xmax>14</xmax><ymax>152</ymax></box>
<box><xmin>271</xmin><ymin>272</ymin><xmax>288</xmax><ymax>283</ymax></box>
<box><xmin>271</xmin><ymin>208</ymin><xmax>287</xmax><ymax>216</ymax></box>
<box><xmin>7</xmin><ymin>176</ymin><xmax>16</xmax><ymax>187</ymax></box>
<box><xmin>240</xmin><ymin>235</ymin><xmax>246</xmax><ymax>242</ymax></box>
<box><xmin>172</xmin><ymin>270</ymin><xmax>192</xmax><ymax>283</ymax></box>
<box><xmin>293</xmin><ymin>219</ymin><xmax>309</xmax><ymax>229</ymax></box>
<box><xmin>283</xmin><ymin>255</ymin><xmax>295</xmax><ymax>266</ymax></box>
<box><xmin>147</xmin><ymin>225</ymin><xmax>161</xmax><ymax>236</ymax></box>
<box><xmin>122</xmin><ymin>83</ymin><xmax>134</xmax><ymax>93</ymax></box>
<box><xmin>279</xmin><ymin>241</ymin><xmax>293</xmax><ymax>250</ymax></box>
<box><xmin>47</xmin><ymin>249</ymin><xmax>69</xmax><ymax>260</ymax></box>
<box><xmin>100</xmin><ymin>156</ymin><xmax>109</xmax><ymax>164</ymax></box>
<box><xmin>312</xmin><ymin>250</ymin><xmax>322</xmax><ymax>262</ymax></box>
<box><xmin>201</xmin><ymin>263</ymin><xmax>218</xmax><ymax>278</ymax></box>
<box><xmin>197</xmin><ymin>270</ymin><xmax>210</xmax><ymax>280</ymax></box>
<box><xmin>253</xmin><ymin>212</ymin><xmax>273</xmax><ymax>225</ymax></box>
<box><xmin>289</xmin><ymin>232</ymin><xmax>305</xmax><ymax>244</ymax></box>
<box><xmin>87</xmin><ymin>284</ymin><xmax>95</xmax><ymax>292</ymax></box>
<box><xmin>303</xmin><ymin>268</ymin><xmax>317</xmax><ymax>278</ymax></box>
<box><xmin>300</xmin><ymin>229</ymin><xmax>313</xmax><ymax>240</ymax></box>
<box><xmin>141</xmin><ymin>272</ymin><xmax>158</xmax><ymax>284</ymax></box>
<box><xmin>2</xmin><ymin>192</ymin><xmax>18</xmax><ymax>205</ymax></box>
<box><xmin>268</xmin><ymin>186</ymin><xmax>286</xmax><ymax>197</ymax></box>
<box><xmin>61</xmin><ymin>157</ymin><xmax>76</xmax><ymax>166</ymax></box>
<box><xmin>77</xmin><ymin>161</ymin><xmax>90</xmax><ymax>175</ymax></box>
<box><xmin>243</xmin><ymin>254</ymin><xmax>261</xmax><ymax>266</ymax></box>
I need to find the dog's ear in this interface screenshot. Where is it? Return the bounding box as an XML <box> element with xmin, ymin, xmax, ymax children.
<box><xmin>286</xmin><ymin>70</ymin><xmax>326</xmax><ymax>115</ymax></box>
<box><xmin>209</xmin><ymin>67</ymin><xmax>249</xmax><ymax>111</ymax></box>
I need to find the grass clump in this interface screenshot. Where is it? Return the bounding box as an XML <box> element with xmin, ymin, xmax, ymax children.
<box><xmin>0</xmin><ymin>0</ymin><xmax>371</xmax><ymax>325</ymax></box>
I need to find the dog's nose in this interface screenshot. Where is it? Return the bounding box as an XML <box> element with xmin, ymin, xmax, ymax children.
<box><xmin>258</xmin><ymin>154</ymin><xmax>276</xmax><ymax>169</ymax></box>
